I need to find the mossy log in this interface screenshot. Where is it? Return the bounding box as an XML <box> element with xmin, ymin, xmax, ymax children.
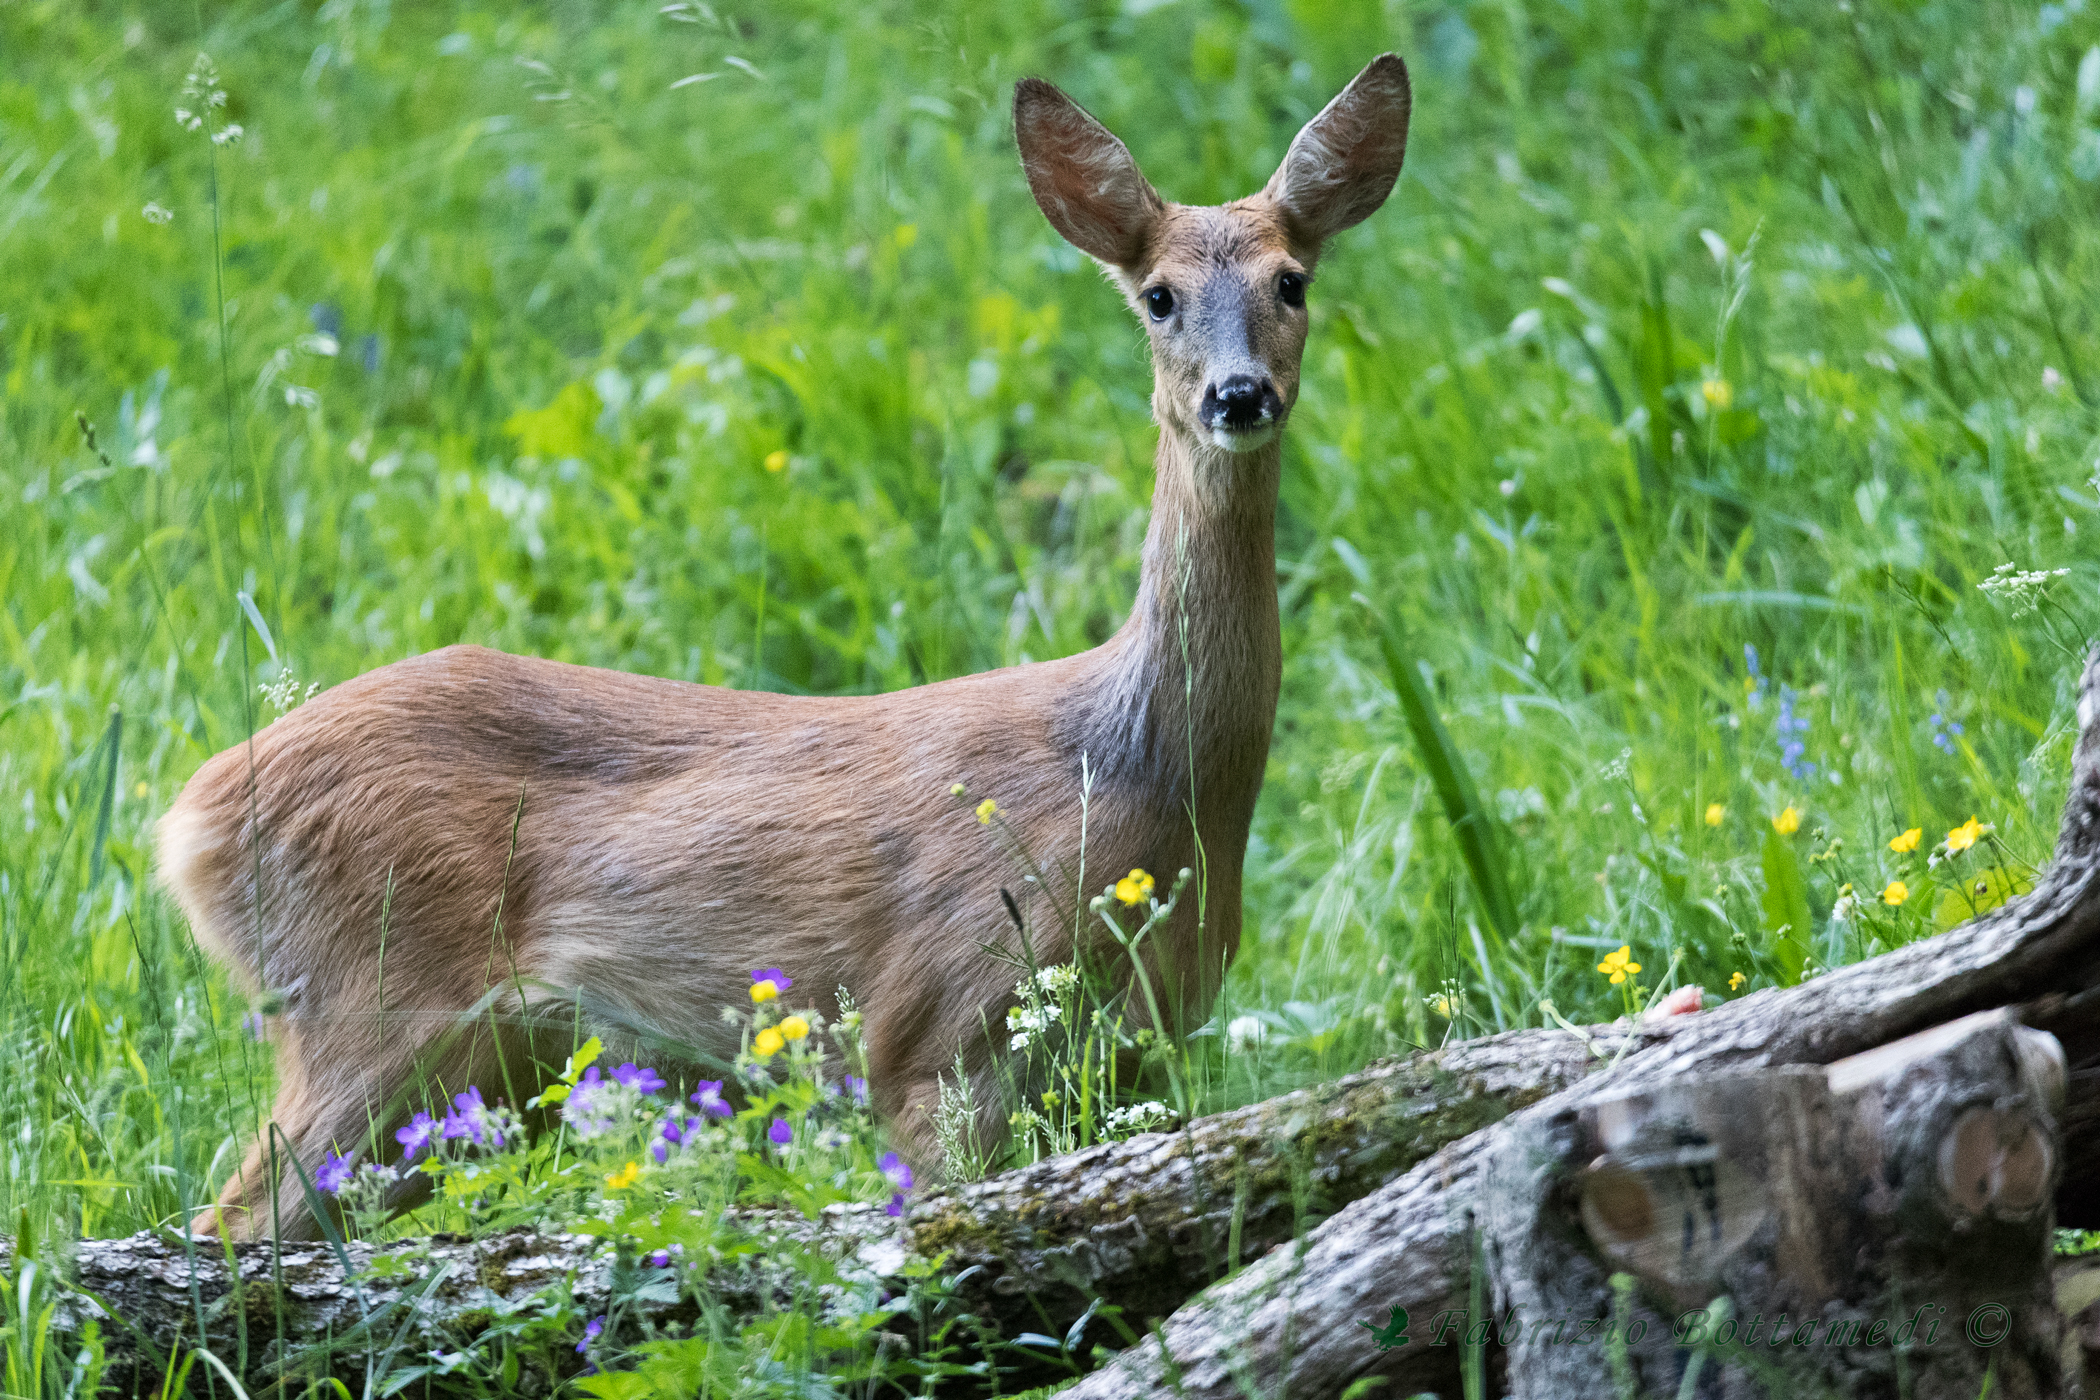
<box><xmin>15</xmin><ymin>1022</ymin><xmax>1619</xmax><ymax>1390</ymax></box>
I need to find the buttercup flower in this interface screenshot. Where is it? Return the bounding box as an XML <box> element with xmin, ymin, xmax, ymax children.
<box><xmin>1771</xmin><ymin>807</ymin><xmax>1801</xmax><ymax>835</ymax></box>
<box><xmin>1704</xmin><ymin>803</ymin><xmax>1726</xmax><ymax>827</ymax></box>
<box><xmin>605</xmin><ymin>1160</ymin><xmax>641</xmax><ymax>1190</ymax></box>
<box><xmin>764</xmin><ymin>449</ymin><xmax>788</xmax><ymax>473</ymax></box>
<box><xmin>753</xmin><ymin>1026</ymin><xmax>785</xmax><ymax>1057</ymax></box>
<box><xmin>750</xmin><ymin>968</ymin><xmax>792</xmax><ymax>1003</ymax></box>
<box><xmin>976</xmin><ymin>798</ymin><xmax>998</xmax><ymax>824</ymax></box>
<box><xmin>1597</xmin><ymin>945</ymin><xmax>1642</xmax><ymax>986</ymax></box>
<box><xmin>1945</xmin><ymin>817</ymin><xmax>1986</xmax><ymax>853</ymax></box>
<box><xmin>691</xmin><ymin>1080</ymin><xmax>732</xmax><ymax>1117</ymax></box>
<box><xmin>1889</xmin><ymin>828</ymin><xmax>1922</xmax><ymax>853</ymax></box>
<box><xmin>395</xmin><ymin>1111</ymin><xmax>438</xmax><ymax>1161</ymax></box>
<box><xmin>1701</xmin><ymin>378</ymin><xmax>1732</xmax><ymax>410</ymax></box>
<box><xmin>1882</xmin><ymin>881</ymin><xmax>1909</xmax><ymax>906</ymax></box>
<box><xmin>779</xmin><ymin>1015</ymin><xmax>811</xmax><ymax>1041</ymax></box>
<box><xmin>1728</xmin><ymin>971</ymin><xmax>1747</xmax><ymax>991</ymax></box>
<box><xmin>1114</xmin><ymin>868</ymin><xmax>1156</xmax><ymax>906</ymax></box>
<box><xmin>315</xmin><ymin>1151</ymin><xmax>352</xmax><ymax>1195</ymax></box>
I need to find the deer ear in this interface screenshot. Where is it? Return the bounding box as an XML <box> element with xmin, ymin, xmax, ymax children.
<box><xmin>1014</xmin><ymin>78</ymin><xmax>1165</xmax><ymax>270</ymax></box>
<box><xmin>1264</xmin><ymin>54</ymin><xmax>1411</xmax><ymax>248</ymax></box>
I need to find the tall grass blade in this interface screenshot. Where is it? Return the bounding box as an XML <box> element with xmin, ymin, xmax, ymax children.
<box><xmin>1365</xmin><ymin>600</ymin><xmax>1521</xmax><ymax>944</ymax></box>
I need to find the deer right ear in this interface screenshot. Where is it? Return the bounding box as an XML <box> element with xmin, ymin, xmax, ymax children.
<box><xmin>1014</xmin><ymin>78</ymin><xmax>1164</xmax><ymax>270</ymax></box>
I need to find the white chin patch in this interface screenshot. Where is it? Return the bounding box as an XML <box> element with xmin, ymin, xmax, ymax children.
<box><xmin>1208</xmin><ymin>423</ymin><xmax>1278</xmax><ymax>453</ymax></box>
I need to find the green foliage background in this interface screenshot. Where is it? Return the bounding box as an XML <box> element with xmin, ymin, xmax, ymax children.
<box><xmin>4</xmin><ymin>0</ymin><xmax>2100</xmax><ymax>1246</ymax></box>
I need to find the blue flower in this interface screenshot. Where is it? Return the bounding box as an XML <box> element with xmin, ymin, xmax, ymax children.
<box><xmin>1743</xmin><ymin>644</ymin><xmax>1765</xmax><ymax>709</ymax></box>
<box><xmin>880</xmin><ymin>1151</ymin><xmax>914</xmax><ymax>1192</ymax></box>
<box><xmin>315</xmin><ymin>1151</ymin><xmax>352</xmax><ymax>1195</ymax></box>
<box><xmin>441</xmin><ymin>1086</ymin><xmax>504</xmax><ymax>1147</ymax></box>
<box><xmin>612</xmin><ymin>1063</ymin><xmax>665</xmax><ymax>1095</ymax></box>
<box><xmin>886</xmin><ymin>1192</ymin><xmax>907</xmax><ymax>1217</ymax></box>
<box><xmin>395</xmin><ymin>1111</ymin><xmax>438</xmax><ymax>1162</ymax></box>
<box><xmin>836</xmin><ymin>1075</ymin><xmax>869</xmax><ymax>1107</ymax></box>
<box><xmin>690</xmin><ymin>1080</ymin><xmax>731</xmax><ymax>1118</ymax></box>
<box><xmin>576</xmin><ymin>1315</ymin><xmax>603</xmax><ymax>1354</ymax></box>
<box><xmin>564</xmin><ymin>1068</ymin><xmax>617</xmax><ymax>1140</ymax></box>
<box><xmin>768</xmin><ymin>1117</ymin><xmax>794</xmax><ymax>1146</ymax></box>
<box><xmin>1775</xmin><ymin>686</ymin><xmax>1815</xmax><ymax>780</ymax></box>
<box><xmin>1929</xmin><ymin>690</ymin><xmax>1966</xmax><ymax>755</ymax></box>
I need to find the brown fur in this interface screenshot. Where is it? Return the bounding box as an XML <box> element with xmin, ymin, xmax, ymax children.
<box><xmin>159</xmin><ymin>55</ymin><xmax>1411</xmax><ymax>1239</ymax></box>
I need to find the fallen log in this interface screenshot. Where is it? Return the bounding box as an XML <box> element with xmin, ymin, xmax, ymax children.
<box><xmin>22</xmin><ymin>1022</ymin><xmax>1626</xmax><ymax>1388</ymax></box>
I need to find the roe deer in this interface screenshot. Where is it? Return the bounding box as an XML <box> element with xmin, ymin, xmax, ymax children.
<box><xmin>158</xmin><ymin>54</ymin><xmax>1411</xmax><ymax>1239</ymax></box>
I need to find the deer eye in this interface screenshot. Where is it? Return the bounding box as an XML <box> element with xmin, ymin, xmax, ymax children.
<box><xmin>1143</xmin><ymin>286</ymin><xmax>1175</xmax><ymax>321</ymax></box>
<box><xmin>1279</xmin><ymin>273</ymin><xmax>1306</xmax><ymax>308</ymax></box>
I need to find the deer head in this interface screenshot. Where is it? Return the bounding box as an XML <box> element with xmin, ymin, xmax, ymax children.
<box><xmin>1014</xmin><ymin>55</ymin><xmax>1410</xmax><ymax>459</ymax></box>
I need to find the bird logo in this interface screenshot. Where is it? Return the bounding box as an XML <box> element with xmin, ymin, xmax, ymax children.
<box><xmin>1360</xmin><ymin>1305</ymin><xmax>1410</xmax><ymax>1350</ymax></box>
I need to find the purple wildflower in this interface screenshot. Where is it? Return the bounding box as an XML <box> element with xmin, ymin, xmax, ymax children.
<box><xmin>315</xmin><ymin>1151</ymin><xmax>352</xmax><ymax>1195</ymax></box>
<box><xmin>750</xmin><ymin>967</ymin><xmax>793</xmax><ymax>995</ymax></box>
<box><xmin>576</xmin><ymin>1315</ymin><xmax>603</xmax><ymax>1354</ymax></box>
<box><xmin>1743</xmin><ymin>644</ymin><xmax>1765</xmax><ymax>710</ymax></box>
<box><xmin>768</xmin><ymin>1117</ymin><xmax>794</xmax><ymax>1146</ymax></box>
<box><xmin>691</xmin><ymin>1080</ymin><xmax>731</xmax><ymax>1118</ymax></box>
<box><xmin>879</xmin><ymin>1151</ymin><xmax>914</xmax><ymax>1192</ymax></box>
<box><xmin>649</xmin><ymin>1249</ymin><xmax>672</xmax><ymax>1268</ymax></box>
<box><xmin>241</xmin><ymin>1012</ymin><xmax>267</xmax><ymax>1041</ymax></box>
<box><xmin>612</xmin><ymin>1063</ymin><xmax>666</xmax><ymax>1095</ymax></box>
<box><xmin>837</xmin><ymin>1075</ymin><xmax>869</xmax><ymax>1107</ymax></box>
<box><xmin>395</xmin><ymin>1111</ymin><xmax>438</xmax><ymax>1162</ymax></box>
<box><xmin>442</xmin><ymin>1086</ymin><xmax>505</xmax><ymax>1147</ymax></box>
<box><xmin>887</xmin><ymin>1192</ymin><xmax>907</xmax><ymax>1217</ymax></box>
<box><xmin>1930</xmin><ymin>690</ymin><xmax>1966</xmax><ymax>755</ymax></box>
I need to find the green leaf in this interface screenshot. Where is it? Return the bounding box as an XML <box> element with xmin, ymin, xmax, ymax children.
<box><xmin>1760</xmin><ymin>827</ymin><xmax>1813</xmax><ymax>985</ymax></box>
<box><xmin>1932</xmin><ymin>866</ymin><xmax>2032</xmax><ymax>932</ymax></box>
<box><xmin>1367</xmin><ymin>603</ymin><xmax>1521</xmax><ymax>944</ymax></box>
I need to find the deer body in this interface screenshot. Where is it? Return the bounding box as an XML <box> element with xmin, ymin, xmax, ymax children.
<box><xmin>160</xmin><ymin>56</ymin><xmax>1409</xmax><ymax>1238</ymax></box>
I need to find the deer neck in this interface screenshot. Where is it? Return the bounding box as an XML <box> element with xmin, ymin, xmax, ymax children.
<box><xmin>1061</xmin><ymin>423</ymin><xmax>1283</xmax><ymax>848</ymax></box>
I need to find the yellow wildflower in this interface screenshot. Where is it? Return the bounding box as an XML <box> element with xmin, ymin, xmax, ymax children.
<box><xmin>1882</xmin><ymin>881</ymin><xmax>1909</xmax><ymax>907</ymax></box>
<box><xmin>750</xmin><ymin>981</ymin><xmax>778</xmax><ymax>1004</ymax></box>
<box><xmin>606</xmin><ymin>1160</ymin><xmax>641</xmax><ymax>1190</ymax></box>
<box><xmin>1701</xmin><ymin>378</ymin><xmax>1733</xmax><ymax>410</ymax></box>
<box><xmin>1114</xmin><ymin>868</ymin><xmax>1156</xmax><ymax>906</ymax></box>
<box><xmin>1889</xmin><ymin>827</ymin><xmax>1922</xmax><ymax>854</ymax></box>
<box><xmin>1596</xmin><ymin>945</ymin><xmax>1642</xmax><ymax>986</ymax></box>
<box><xmin>1728</xmin><ymin>971</ymin><xmax>1747</xmax><ymax>992</ymax></box>
<box><xmin>764</xmin><ymin>449</ymin><xmax>789</xmax><ymax>474</ymax></box>
<box><xmin>779</xmin><ymin>1015</ymin><xmax>810</xmax><ymax>1042</ymax></box>
<box><xmin>1771</xmin><ymin>806</ymin><xmax>1800</xmax><ymax>835</ymax></box>
<box><xmin>1428</xmin><ymin>994</ymin><xmax>1452</xmax><ymax>1018</ymax></box>
<box><xmin>1945</xmin><ymin>817</ymin><xmax>1985</xmax><ymax>853</ymax></box>
<box><xmin>753</xmin><ymin>1026</ymin><xmax>785</xmax><ymax>1058</ymax></box>
<box><xmin>1704</xmin><ymin>803</ymin><xmax>1726</xmax><ymax>827</ymax></box>
<box><xmin>976</xmin><ymin>799</ymin><xmax>998</xmax><ymax>825</ymax></box>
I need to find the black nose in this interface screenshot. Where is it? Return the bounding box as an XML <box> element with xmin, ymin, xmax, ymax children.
<box><xmin>1203</xmin><ymin>375</ymin><xmax>1278</xmax><ymax>431</ymax></box>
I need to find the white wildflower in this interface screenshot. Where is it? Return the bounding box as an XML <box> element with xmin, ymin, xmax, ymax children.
<box><xmin>1977</xmin><ymin>562</ymin><xmax>2068</xmax><ymax>617</ymax></box>
<box><xmin>1226</xmin><ymin>1014</ymin><xmax>1267</xmax><ymax>1053</ymax></box>
<box><xmin>141</xmin><ymin>201</ymin><xmax>173</xmax><ymax>225</ymax></box>
<box><xmin>1103</xmin><ymin>1101</ymin><xmax>1175</xmax><ymax>1138</ymax></box>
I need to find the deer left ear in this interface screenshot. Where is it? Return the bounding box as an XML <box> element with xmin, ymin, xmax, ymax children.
<box><xmin>1264</xmin><ymin>54</ymin><xmax>1411</xmax><ymax>250</ymax></box>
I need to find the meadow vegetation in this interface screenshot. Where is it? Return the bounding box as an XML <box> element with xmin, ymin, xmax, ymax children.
<box><xmin>4</xmin><ymin>0</ymin><xmax>2100</xmax><ymax>1390</ymax></box>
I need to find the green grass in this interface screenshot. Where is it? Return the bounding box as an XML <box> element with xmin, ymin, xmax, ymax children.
<box><xmin>4</xmin><ymin>0</ymin><xmax>2100</xmax><ymax>1382</ymax></box>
